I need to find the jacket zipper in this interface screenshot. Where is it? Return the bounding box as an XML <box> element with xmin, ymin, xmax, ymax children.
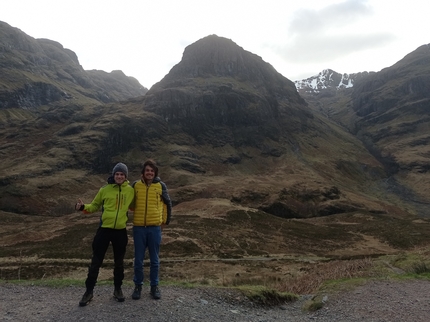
<box><xmin>114</xmin><ymin>185</ymin><xmax>121</xmax><ymax>228</ymax></box>
<box><xmin>144</xmin><ymin>184</ymin><xmax>149</xmax><ymax>226</ymax></box>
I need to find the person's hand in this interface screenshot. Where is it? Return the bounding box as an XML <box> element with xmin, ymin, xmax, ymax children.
<box><xmin>75</xmin><ymin>198</ymin><xmax>84</xmax><ymax>211</ymax></box>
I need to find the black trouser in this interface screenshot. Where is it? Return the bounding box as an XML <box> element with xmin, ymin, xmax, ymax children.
<box><xmin>85</xmin><ymin>227</ymin><xmax>128</xmax><ymax>291</ymax></box>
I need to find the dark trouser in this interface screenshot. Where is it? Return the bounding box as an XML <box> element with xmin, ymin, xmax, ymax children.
<box><xmin>85</xmin><ymin>227</ymin><xmax>128</xmax><ymax>291</ymax></box>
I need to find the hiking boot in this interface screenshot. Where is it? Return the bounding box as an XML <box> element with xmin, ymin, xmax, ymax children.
<box><xmin>79</xmin><ymin>290</ymin><xmax>93</xmax><ymax>307</ymax></box>
<box><xmin>113</xmin><ymin>288</ymin><xmax>125</xmax><ymax>302</ymax></box>
<box><xmin>132</xmin><ymin>285</ymin><xmax>142</xmax><ymax>300</ymax></box>
<box><xmin>150</xmin><ymin>285</ymin><xmax>161</xmax><ymax>300</ymax></box>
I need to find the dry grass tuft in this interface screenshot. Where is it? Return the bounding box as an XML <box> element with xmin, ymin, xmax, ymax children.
<box><xmin>239</xmin><ymin>286</ymin><xmax>298</xmax><ymax>306</ymax></box>
<box><xmin>410</xmin><ymin>261</ymin><xmax>430</xmax><ymax>274</ymax></box>
<box><xmin>281</xmin><ymin>258</ymin><xmax>374</xmax><ymax>294</ymax></box>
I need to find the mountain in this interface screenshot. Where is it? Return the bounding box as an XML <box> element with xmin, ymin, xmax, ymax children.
<box><xmin>145</xmin><ymin>34</ymin><xmax>309</xmax><ymax>146</ymax></box>
<box><xmin>0</xmin><ymin>21</ymin><xmax>147</xmax><ymax>111</ymax></box>
<box><xmin>350</xmin><ymin>44</ymin><xmax>430</xmax><ymax>203</ymax></box>
<box><xmin>0</xmin><ymin>29</ymin><xmax>400</xmax><ymax>220</ymax></box>
<box><xmin>296</xmin><ymin>44</ymin><xmax>430</xmax><ymax>214</ymax></box>
<box><xmin>1</xmin><ymin>21</ymin><xmax>428</xmax><ymax>224</ymax></box>
<box><xmin>0</xmin><ymin>20</ymin><xmax>147</xmax><ymax>215</ymax></box>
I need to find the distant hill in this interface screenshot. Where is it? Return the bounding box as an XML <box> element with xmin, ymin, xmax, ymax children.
<box><xmin>0</xmin><ymin>20</ymin><xmax>147</xmax><ymax>112</ymax></box>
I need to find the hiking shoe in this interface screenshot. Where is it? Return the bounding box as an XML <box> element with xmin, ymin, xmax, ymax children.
<box><xmin>150</xmin><ymin>285</ymin><xmax>161</xmax><ymax>300</ymax></box>
<box><xmin>132</xmin><ymin>285</ymin><xmax>142</xmax><ymax>300</ymax></box>
<box><xmin>113</xmin><ymin>288</ymin><xmax>125</xmax><ymax>302</ymax></box>
<box><xmin>79</xmin><ymin>290</ymin><xmax>93</xmax><ymax>307</ymax></box>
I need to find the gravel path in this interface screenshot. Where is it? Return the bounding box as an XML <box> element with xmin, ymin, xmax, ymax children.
<box><xmin>2</xmin><ymin>280</ymin><xmax>430</xmax><ymax>321</ymax></box>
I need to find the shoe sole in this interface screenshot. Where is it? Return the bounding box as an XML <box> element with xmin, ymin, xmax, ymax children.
<box><xmin>79</xmin><ymin>296</ymin><xmax>93</xmax><ymax>307</ymax></box>
<box><xmin>114</xmin><ymin>296</ymin><xmax>125</xmax><ymax>302</ymax></box>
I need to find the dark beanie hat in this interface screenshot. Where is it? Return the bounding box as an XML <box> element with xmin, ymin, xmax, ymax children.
<box><xmin>112</xmin><ymin>162</ymin><xmax>128</xmax><ymax>178</ymax></box>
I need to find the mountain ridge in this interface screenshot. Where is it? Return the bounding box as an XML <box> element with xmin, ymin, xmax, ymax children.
<box><xmin>0</xmin><ymin>24</ymin><xmax>429</xmax><ymax>222</ymax></box>
<box><xmin>0</xmin><ymin>21</ymin><xmax>147</xmax><ymax>111</ymax></box>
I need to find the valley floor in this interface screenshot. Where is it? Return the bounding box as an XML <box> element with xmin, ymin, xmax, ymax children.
<box><xmin>1</xmin><ymin>279</ymin><xmax>430</xmax><ymax>321</ymax></box>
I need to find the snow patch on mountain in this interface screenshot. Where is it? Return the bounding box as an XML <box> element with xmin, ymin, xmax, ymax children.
<box><xmin>295</xmin><ymin>69</ymin><xmax>354</xmax><ymax>93</ymax></box>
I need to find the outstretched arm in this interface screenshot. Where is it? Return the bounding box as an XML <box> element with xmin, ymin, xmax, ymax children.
<box><xmin>75</xmin><ymin>189</ymin><xmax>103</xmax><ymax>213</ymax></box>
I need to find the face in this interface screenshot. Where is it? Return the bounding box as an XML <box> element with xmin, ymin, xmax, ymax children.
<box><xmin>114</xmin><ymin>172</ymin><xmax>126</xmax><ymax>185</ymax></box>
<box><xmin>142</xmin><ymin>165</ymin><xmax>155</xmax><ymax>183</ymax></box>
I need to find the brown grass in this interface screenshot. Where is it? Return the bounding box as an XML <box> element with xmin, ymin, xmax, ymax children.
<box><xmin>1</xmin><ymin>193</ymin><xmax>430</xmax><ymax>297</ymax></box>
<box><xmin>281</xmin><ymin>258</ymin><xmax>374</xmax><ymax>294</ymax></box>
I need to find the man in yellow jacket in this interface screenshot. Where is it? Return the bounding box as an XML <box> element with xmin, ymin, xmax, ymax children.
<box><xmin>75</xmin><ymin>162</ymin><xmax>134</xmax><ymax>306</ymax></box>
<box><xmin>131</xmin><ymin>159</ymin><xmax>172</xmax><ymax>300</ymax></box>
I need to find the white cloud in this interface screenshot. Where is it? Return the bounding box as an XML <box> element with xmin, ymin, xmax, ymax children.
<box><xmin>281</xmin><ymin>32</ymin><xmax>396</xmax><ymax>63</ymax></box>
<box><xmin>288</xmin><ymin>0</ymin><xmax>373</xmax><ymax>35</ymax></box>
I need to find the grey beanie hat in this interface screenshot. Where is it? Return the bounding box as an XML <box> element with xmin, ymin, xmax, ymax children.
<box><xmin>112</xmin><ymin>162</ymin><xmax>128</xmax><ymax>178</ymax></box>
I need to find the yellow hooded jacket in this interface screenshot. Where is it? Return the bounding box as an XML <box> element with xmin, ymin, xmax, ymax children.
<box><xmin>132</xmin><ymin>177</ymin><xmax>172</xmax><ymax>227</ymax></box>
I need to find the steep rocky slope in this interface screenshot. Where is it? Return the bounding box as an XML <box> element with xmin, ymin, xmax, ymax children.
<box><xmin>296</xmin><ymin>44</ymin><xmax>430</xmax><ymax>215</ymax></box>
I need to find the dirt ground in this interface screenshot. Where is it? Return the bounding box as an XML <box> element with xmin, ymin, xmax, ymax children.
<box><xmin>2</xmin><ymin>279</ymin><xmax>430</xmax><ymax>321</ymax></box>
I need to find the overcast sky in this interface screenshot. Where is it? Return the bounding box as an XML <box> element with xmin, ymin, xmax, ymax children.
<box><xmin>1</xmin><ymin>0</ymin><xmax>429</xmax><ymax>89</ymax></box>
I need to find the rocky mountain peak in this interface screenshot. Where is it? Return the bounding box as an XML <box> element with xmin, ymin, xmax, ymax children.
<box><xmin>143</xmin><ymin>34</ymin><xmax>310</xmax><ymax>145</ymax></box>
<box><xmin>172</xmin><ymin>34</ymin><xmax>249</xmax><ymax>78</ymax></box>
<box><xmin>153</xmin><ymin>34</ymin><xmax>298</xmax><ymax>93</ymax></box>
<box><xmin>295</xmin><ymin>69</ymin><xmax>373</xmax><ymax>95</ymax></box>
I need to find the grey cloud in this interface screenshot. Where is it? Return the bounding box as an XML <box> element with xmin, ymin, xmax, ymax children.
<box><xmin>289</xmin><ymin>0</ymin><xmax>373</xmax><ymax>35</ymax></box>
<box><xmin>279</xmin><ymin>32</ymin><xmax>396</xmax><ymax>64</ymax></box>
